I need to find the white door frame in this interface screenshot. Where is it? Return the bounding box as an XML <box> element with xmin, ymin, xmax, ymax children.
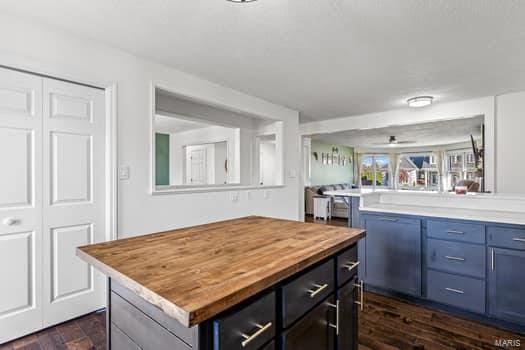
<box><xmin>0</xmin><ymin>63</ymin><xmax>118</xmax><ymax>243</ymax></box>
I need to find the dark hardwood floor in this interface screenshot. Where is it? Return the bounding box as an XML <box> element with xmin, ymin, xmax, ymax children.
<box><xmin>0</xmin><ymin>311</ymin><xmax>106</xmax><ymax>350</ymax></box>
<box><xmin>2</xmin><ymin>216</ymin><xmax>523</xmax><ymax>349</ymax></box>
<box><xmin>2</xmin><ymin>292</ymin><xmax>523</xmax><ymax>350</ymax></box>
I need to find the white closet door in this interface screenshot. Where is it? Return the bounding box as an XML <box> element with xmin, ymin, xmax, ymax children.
<box><xmin>0</xmin><ymin>68</ymin><xmax>43</xmax><ymax>343</ymax></box>
<box><xmin>42</xmin><ymin>79</ymin><xmax>106</xmax><ymax>327</ymax></box>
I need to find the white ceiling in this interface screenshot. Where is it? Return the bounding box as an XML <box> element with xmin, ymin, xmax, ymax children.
<box><xmin>314</xmin><ymin>116</ymin><xmax>484</xmax><ymax>149</ymax></box>
<box><xmin>4</xmin><ymin>0</ymin><xmax>525</xmax><ymax>122</ymax></box>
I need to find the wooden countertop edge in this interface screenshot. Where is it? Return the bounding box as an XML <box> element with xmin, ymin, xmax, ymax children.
<box><xmin>77</xmin><ymin>228</ymin><xmax>365</xmax><ymax>327</ymax></box>
<box><xmin>76</xmin><ymin>248</ymin><xmax>191</xmax><ymax>326</ymax></box>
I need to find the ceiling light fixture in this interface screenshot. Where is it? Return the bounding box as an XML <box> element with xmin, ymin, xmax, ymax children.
<box><xmin>226</xmin><ymin>0</ymin><xmax>257</xmax><ymax>2</ymax></box>
<box><xmin>407</xmin><ymin>96</ymin><xmax>433</xmax><ymax>108</ymax></box>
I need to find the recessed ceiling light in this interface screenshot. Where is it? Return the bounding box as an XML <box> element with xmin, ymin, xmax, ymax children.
<box><xmin>407</xmin><ymin>96</ymin><xmax>433</xmax><ymax>108</ymax></box>
<box><xmin>226</xmin><ymin>0</ymin><xmax>257</xmax><ymax>2</ymax></box>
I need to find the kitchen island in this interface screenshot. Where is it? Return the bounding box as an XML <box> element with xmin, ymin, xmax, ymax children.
<box><xmin>77</xmin><ymin>216</ymin><xmax>366</xmax><ymax>350</ymax></box>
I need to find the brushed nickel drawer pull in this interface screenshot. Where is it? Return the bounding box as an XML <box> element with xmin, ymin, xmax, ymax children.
<box><xmin>446</xmin><ymin>230</ymin><xmax>465</xmax><ymax>234</ymax></box>
<box><xmin>343</xmin><ymin>261</ymin><xmax>360</xmax><ymax>271</ymax></box>
<box><xmin>379</xmin><ymin>218</ymin><xmax>398</xmax><ymax>222</ymax></box>
<box><xmin>354</xmin><ymin>280</ymin><xmax>364</xmax><ymax>311</ymax></box>
<box><xmin>241</xmin><ymin>322</ymin><xmax>272</xmax><ymax>347</ymax></box>
<box><xmin>445</xmin><ymin>287</ymin><xmax>465</xmax><ymax>294</ymax></box>
<box><xmin>491</xmin><ymin>248</ymin><xmax>495</xmax><ymax>270</ymax></box>
<box><xmin>308</xmin><ymin>283</ymin><xmax>328</xmax><ymax>298</ymax></box>
<box><xmin>327</xmin><ymin>300</ymin><xmax>340</xmax><ymax>335</ymax></box>
<box><xmin>445</xmin><ymin>255</ymin><xmax>466</xmax><ymax>261</ymax></box>
<box><xmin>512</xmin><ymin>237</ymin><xmax>525</xmax><ymax>242</ymax></box>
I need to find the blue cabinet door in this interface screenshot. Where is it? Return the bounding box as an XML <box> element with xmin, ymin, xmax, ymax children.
<box><xmin>487</xmin><ymin>248</ymin><xmax>525</xmax><ymax>325</ymax></box>
<box><xmin>362</xmin><ymin>215</ymin><xmax>422</xmax><ymax>296</ymax></box>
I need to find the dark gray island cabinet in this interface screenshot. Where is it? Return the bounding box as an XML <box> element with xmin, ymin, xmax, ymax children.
<box><xmin>108</xmin><ymin>244</ymin><xmax>361</xmax><ymax>350</ymax></box>
<box><xmin>77</xmin><ymin>216</ymin><xmax>366</xmax><ymax>350</ymax></box>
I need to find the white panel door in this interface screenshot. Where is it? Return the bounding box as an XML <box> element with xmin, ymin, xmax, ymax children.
<box><xmin>190</xmin><ymin>148</ymin><xmax>207</xmax><ymax>184</ymax></box>
<box><xmin>42</xmin><ymin>79</ymin><xmax>106</xmax><ymax>327</ymax></box>
<box><xmin>0</xmin><ymin>68</ymin><xmax>43</xmax><ymax>343</ymax></box>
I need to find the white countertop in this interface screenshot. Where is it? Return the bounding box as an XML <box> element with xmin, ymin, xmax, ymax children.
<box><xmin>323</xmin><ymin>188</ymin><xmax>388</xmax><ymax>197</ymax></box>
<box><xmin>359</xmin><ymin>191</ymin><xmax>525</xmax><ymax>226</ymax></box>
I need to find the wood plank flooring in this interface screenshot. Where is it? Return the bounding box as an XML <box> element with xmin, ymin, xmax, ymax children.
<box><xmin>2</xmin><ymin>293</ymin><xmax>523</xmax><ymax>349</ymax></box>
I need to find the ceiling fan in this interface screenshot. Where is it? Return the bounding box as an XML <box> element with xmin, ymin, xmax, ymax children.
<box><xmin>372</xmin><ymin>136</ymin><xmax>416</xmax><ymax>147</ymax></box>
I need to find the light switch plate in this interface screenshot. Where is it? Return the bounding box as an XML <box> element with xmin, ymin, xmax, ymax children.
<box><xmin>119</xmin><ymin>165</ymin><xmax>130</xmax><ymax>180</ymax></box>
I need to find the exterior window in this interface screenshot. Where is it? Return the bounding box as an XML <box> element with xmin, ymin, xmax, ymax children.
<box><xmin>398</xmin><ymin>154</ymin><xmax>439</xmax><ymax>191</ymax></box>
<box><xmin>360</xmin><ymin>155</ymin><xmax>390</xmax><ymax>188</ymax></box>
<box><xmin>445</xmin><ymin>149</ymin><xmax>481</xmax><ymax>192</ymax></box>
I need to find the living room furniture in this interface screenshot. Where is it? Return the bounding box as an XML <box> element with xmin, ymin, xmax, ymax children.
<box><xmin>305</xmin><ymin>184</ymin><xmax>355</xmax><ymax>218</ymax></box>
<box><xmin>313</xmin><ymin>196</ymin><xmax>332</xmax><ymax>220</ymax></box>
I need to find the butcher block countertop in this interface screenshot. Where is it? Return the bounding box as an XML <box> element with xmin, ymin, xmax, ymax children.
<box><xmin>77</xmin><ymin>216</ymin><xmax>365</xmax><ymax>327</ymax></box>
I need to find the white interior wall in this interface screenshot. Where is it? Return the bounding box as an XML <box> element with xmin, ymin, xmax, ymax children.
<box><xmin>495</xmin><ymin>91</ymin><xmax>525</xmax><ymax>194</ymax></box>
<box><xmin>0</xmin><ymin>15</ymin><xmax>301</xmax><ymax>236</ymax></box>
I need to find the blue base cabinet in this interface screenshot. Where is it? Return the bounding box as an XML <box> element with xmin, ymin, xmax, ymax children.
<box><xmin>488</xmin><ymin>248</ymin><xmax>525</xmax><ymax>325</ymax></box>
<box><xmin>360</xmin><ymin>211</ymin><xmax>525</xmax><ymax>330</ymax></box>
<box><xmin>361</xmin><ymin>214</ymin><xmax>421</xmax><ymax>297</ymax></box>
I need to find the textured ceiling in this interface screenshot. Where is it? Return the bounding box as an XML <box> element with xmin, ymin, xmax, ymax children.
<box><xmin>314</xmin><ymin>116</ymin><xmax>484</xmax><ymax>149</ymax></box>
<box><xmin>3</xmin><ymin>0</ymin><xmax>525</xmax><ymax>121</ymax></box>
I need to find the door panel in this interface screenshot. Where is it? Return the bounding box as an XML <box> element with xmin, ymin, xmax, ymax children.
<box><xmin>50</xmin><ymin>132</ymin><xmax>92</xmax><ymax>204</ymax></box>
<box><xmin>42</xmin><ymin>78</ymin><xmax>106</xmax><ymax>327</ymax></box>
<box><xmin>363</xmin><ymin>215</ymin><xmax>422</xmax><ymax>296</ymax></box>
<box><xmin>51</xmin><ymin>224</ymin><xmax>93</xmax><ymax>302</ymax></box>
<box><xmin>0</xmin><ymin>127</ymin><xmax>33</xmax><ymax>208</ymax></box>
<box><xmin>0</xmin><ymin>231</ymin><xmax>35</xmax><ymax>316</ymax></box>
<box><xmin>0</xmin><ymin>68</ymin><xmax>43</xmax><ymax>343</ymax></box>
<box><xmin>337</xmin><ymin>280</ymin><xmax>357</xmax><ymax>350</ymax></box>
<box><xmin>488</xmin><ymin>248</ymin><xmax>525</xmax><ymax>325</ymax></box>
<box><xmin>282</xmin><ymin>296</ymin><xmax>335</xmax><ymax>350</ymax></box>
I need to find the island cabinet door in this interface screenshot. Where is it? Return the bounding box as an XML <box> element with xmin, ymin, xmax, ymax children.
<box><xmin>487</xmin><ymin>248</ymin><xmax>525</xmax><ymax>325</ymax></box>
<box><xmin>336</xmin><ymin>279</ymin><xmax>358</xmax><ymax>350</ymax></box>
<box><xmin>362</xmin><ymin>215</ymin><xmax>422</xmax><ymax>296</ymax></box>
<box><xmin>281</xmin><ymin>297</ymin><xmax>336</xmax><ymax>350</ymax></box>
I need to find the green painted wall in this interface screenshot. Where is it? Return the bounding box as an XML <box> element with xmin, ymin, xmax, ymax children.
<box><xmin>155</xmin><ymin>133</ymin><xmax>170</xmax><ymax>186</ymax></box>
<box><xmin>311</xmin><ymin>140</ymin><xmax>354</xmax><ymax>186</ymax></box>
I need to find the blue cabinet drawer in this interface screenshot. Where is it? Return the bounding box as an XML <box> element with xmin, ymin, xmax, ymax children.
<box><xmin>427</xmin><ymin>239</ymin><xmax>485</xmax><ymax>278</ymax></box>
<box><xmin>427</xmin><ymin>220</ymin><xmax>485</xmax><ymax>244</ymax></box>
<box><xmin>487</xmin><ymin>226</ymin><xmax>525</xmax><ymax>250</ymax></box>
<box><xmin>427</xmin><ymin>270</ymin><xmax>485</xmax><ymax>314</ymax></box>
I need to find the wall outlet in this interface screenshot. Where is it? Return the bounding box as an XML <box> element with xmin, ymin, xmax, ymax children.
<box><xmin>231</xmin><ymin>192</ymin><xmax>240</xmax><ymax>202</ymax></box>
<box><xmin>119</xmin><ymin>165</ymin><xmax>130</xmax><ymax>180</ymax></box>
<box><xmin>264</xmin><ymin>190</ymin><xmax>270</xmax><ymax>199</ymax></box>
<box><xmin>247</xmin><ymin>191</ymin><xmax>253</xmax><ymax>200</ymax></box>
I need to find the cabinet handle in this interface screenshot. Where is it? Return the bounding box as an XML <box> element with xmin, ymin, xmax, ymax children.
<box><xmin>491</xmin><ymin>248</ymin><xmax>495</xmax><ymax>270</ymax></box>
<box><xmin>327</xmin><ymin>300</ymin><xmax>340</xmax><ymax>335</ymax></box>
<box><xmin>512</xmin><ymin>237</ymin><xmax>525</xmax><ymax>242</ymax></box>
<box><xmin>343</xmin><ymin>261</ymin><xmax>360</xmax><ymax>271</ymax></box>
<box><xmin>446</xmin><ymin>229</ymin><xmax>465</xmax><ymax>234</ymax></box>
<box><xmin>379</xmin><ymin>218</ymin><xmax>398</xmax><ymax>222</ymax></box>
<box><xmin>445</xmin><ymin>255</ymin><xmax>465</xmax><ymax>262</ymax></box>
<box><xmin>445</xmin><ymin>287</ymin><xmax>465</xmax><ymax>294</ymax></box>
<box><xmin>308</xmin><ymin>283</ymin><xmax>328</xmax><ymax>298</ymax></box>
<box><xmin>353</xmin><ymin>280</ymin><xmax>364</xmax><ymax>311</ymax></box>
<box><xmin>240</xmin><ymin>322</ymin><xmax>272</xmax><ymax>347</ymax></box>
